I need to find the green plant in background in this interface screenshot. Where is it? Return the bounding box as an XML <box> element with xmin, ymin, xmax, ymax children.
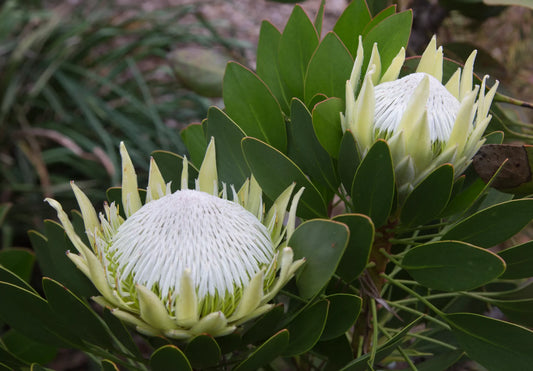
<box><xmin>0</xmin><ymin>0</ymin><xmax>235</xmax><ymax>248</ymax></box>
<box><xmin>2</xmin><ymin>0</ymin><xmax>533</xmax><ymax>370</ymax></box>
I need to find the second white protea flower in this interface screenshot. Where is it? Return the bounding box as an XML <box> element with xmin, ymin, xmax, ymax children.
<box><xmin>46</xmin><ymin>138</ymin><xmax>305</xmax><ymax>339</ymax></box>
<box><xmin>342</xmin><ymin>36</ymin><xmax>499</xmax><ymax>195</ymax></box>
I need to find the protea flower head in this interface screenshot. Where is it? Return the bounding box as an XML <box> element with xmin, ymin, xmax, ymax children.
<box><xmin>46</xmin><ymin>138</ymin><xmax>305</xmax><ymax>339</ymax></box>
<box><xmin>341</xmin><ymin>35</ymin><xmax>499</xmax><ymax>195</ymax></box>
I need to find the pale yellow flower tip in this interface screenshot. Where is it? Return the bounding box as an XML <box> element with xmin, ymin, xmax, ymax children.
<box><xmin>136</xmin><ymin>284</ymin><xmax>176</xmax><ymax>331</ymax></box>
<box><xmin>349</xmin><ymin>35</ymin><xmax>365</xmax><ymax>90</ymax></box>
<box><xmin>353</xmin><ymin>69</ymin><xmax>376</xmax><ymax>153</ymax></box>
<box><xmin>175</xmin><ymin>269</ymin><xmax>199</xmax><ymax>328</ymax></box>
<box><xmin>368</xmin><ymin>43</ymin><xmax>382</xmax><ymax>85</ymax></box>
<box><xmin>181</xmin><ymin>155</ymin><xmax>189</xmax><ymax>190</ymax></box>
<box><xmin>445</xmin><ymin>68</ymin><xmax>461</xmax><ymax>99</ymax></box>
<box><xmin>198</xmin><ymin>137</ymin><xmax>218</xmax><ymax>195</ymax></box>
<box><xmin>396</xmin><ymin>75</ymin><xmax>430</xmax><ymax>134</ymax></box>
<box><xmin>286</xmin><ymin>187</ymin><xmax>305</xmax><ymax>240</ymax></box>
<box><xmin>119</xmin><ymin>142</ymin><xmax>142</xmax><ymax>217</ymax></box>
<box><xmin>229</xmin><ymin>269</ymin><xmax>264</xmax><ymax>322</ymax></box>
<box><xmin>267</xmin><ymin>182</ymin><xmax>296</xmax><ymax>244</ymax></box>
<box><xmin>447</xmin><ymin>86</ymin><xmax>480</xmax><ymax>153</ymax></box>
<box><xmin>146</xmin><ymin>157</ymin><xmax>166</xmax><ymax>203</ymax></box>
<box><xmin>70</xmin><ymin>182</ymin><xmax>100</xmax><ymax>246</ymax></box>
<box><xmin>460</xmin><ymin>50</ymin><xmax>477</xmax><ymax>100</ymax></box>
<box><xmin>380</xmin><ymin>47</ymin><xmax>405</xmax><ymax>83</ymax></box>
<box><xmin>190</xmin><ymin>311</ymin><xmax>230</xmax><ymax>336</ymax></box>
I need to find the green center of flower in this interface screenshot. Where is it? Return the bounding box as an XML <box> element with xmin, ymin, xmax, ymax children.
<box><xmin>109</xmin><ymin>189</ymin><xmax>274</xmax><ymax>304</ymax></box>
<box><xmin>374</xmin><ymin>72</ymin><xmax>460</xmax><ymax>142</ymax></box>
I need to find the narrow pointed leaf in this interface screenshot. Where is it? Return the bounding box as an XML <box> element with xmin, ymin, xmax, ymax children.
<box><xmin>101</xmin><ymin>360</ymin><xmax>120</xmax><ymax>371</ymax></box>
<box><xmin>224</xmin><ymin>62</ymin><xmax>286</xmax><ymax>151</ymax></box>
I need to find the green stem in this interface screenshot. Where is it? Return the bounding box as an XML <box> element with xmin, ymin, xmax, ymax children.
<box><xmin>385</xmin><ymin>328</ymin><xmax>458</xmax><ymax>351</ymax></box>
<box><xmin>389</xmin><ymin>232</ymin><xmax>443</xmax><ymax>244</ymax></box>
<box><xmin>392</xmin><ymin>292</ymin><xmax>458</xmax><ymax>305</ymax></box>
<box><xmin>385</xmin><ymin>301</ymin><xmax>451</xmax><ymax>330</ymax></box>
<box><xmin>378</xmin><ymin>325</ymin><xmax>418</xmax><ymax>371</ymax></box>
<box><xmin>381</xmin><ymin>273</ymin><xmax>447</xmax><ymax>318</ymax></box>
<box><xmin>379</xmin><ymin>248</ymin><xmax>402</xmax><ymax>266</ymax></box>
<box><xmin>369</xmin><ymin>299</ymin><xmax>379</xmax><ymax>366</ymax></box>
<box><xmin>494</xmin><ymin>92</ymin><xmax>533</xmax><ymax>109</ymax></box>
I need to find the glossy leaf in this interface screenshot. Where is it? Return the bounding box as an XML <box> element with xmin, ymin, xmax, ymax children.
<box><xmin>224</xmin><ymin>62</ymin><xmax>286</xmax><ymax>152</ymax></box>
<box><xmin>204</xmin><ymin>106</ymin><xmax>249</xmax><ymax>186</ymax></box>
<box><xmin>332</xmin><ymin>213</ymin><xmax>374</xmax><ymax>282</ymax></box>
<box><xmin>442</xmin><ymin>199</ymin><xmax>533</xmax><ymax>248</ymax></box>
<box><xmin>2</xmin><ymin>329</ymin><xmax>57</xmax><ymax>365</ymax></box>
<box><xmin>289</xmin><ymin>220</ymin><xmax>349</xmax><ymax>299</ymax></box>
<box><xmin>304</xmin><ymin>32</ymin><xmax>353</xmax><ymax>104</ymax></box>
<box><xmin>283</xmin><ymin>300</ymin><xmax>329</xmax><ymax>356</ymax></box>
<box><xmin>0</xmin><ymin>248</ymin><xmax>34</xmax><ymax>283</ymax></box>
<box><xmin>287</xmin><ymin>98</ymin><xmax>339</xmax><ymax>193</ymax></box>
<box><xmin>29</xmin><ymin>222</ymin><xmax>95</xmax><ymax>298</ymax></box>
<box><xmin>278</xmin><ymin>5</ymin><xmax>319</xmax><ymax>99</ymax></box>
<box><xmin>362</xmin><ymin>10</ymin><xmax>412</xmax><ymax>75</ymax></box>
<box><xmin>402</xmin><ymin>241</ymin><xmax>505</xmax><ymax>291</ymax></box>
<box><xmin>180</xmin><ymin>123</ymin><xmax>207</xmax><ymax>168</ymax></box>
<box><xmin>43</xmin><ymin>278</ymin><xmax>114</xmax><ymax>349</ymax></box>
<box><xmin>0</xmin><ymin>264</ymin><xmax>36</xmax><ymax>293</ymax></box>
<box><xmin>313</xmin><ymin>335</ymin><xmax>354</xmax><ymax>369</ymax></box>
<box><xmin>151</xmin><ymin>150</ymin><xmax>198</xmax><ymax>192</ymax></box>
<box><xmin>351</xmin><ymin>140</ymin><xmax>395</xmax><ymax>227</ymax></box>
<box><xmin>401</xmin><ymin>164</ymin><xmax>454</xmax><ymax>227</ymax></box>
<box><xmin>234</xmin><ymin>330</ymin><xmax>289</xmax><ymax>371</ymax></box>
<box><xmin>243</xmin><ymin>305</ymin><xmax>284</xmax><ymax>345</ymax></box>
<box><xmin>100</xmin><ymin>308</ymin><xmax>141</xmax><ymax>359</ymax></box>
<box><xmin>333</xmin><ymin>0</ymin><xmax>372</xmax><ymax>57</ymax></box>
<box><xmin>242</xmin><ymin>137</ymin><xmax>327</xmax><ymax>218</ymax></box>
<box><xmin>321</xmin><ymin>294</ymin><xmax>362</xmax><ymax>341</ymax></box>
<box><xmin>256</xmin><ymin>21</ymin><xmax>289</xmax><ymax>113</ymax></box>
<box><xmin>447</xmin><ymin>313</ymin><xmax>533</xmax><ymax>371</ymax></box>
<box><xmin>150</xmin><ymin>345</ymin><xmax>192</xmax><ymax>371</ymax></box>
<box><xmin>312</xmin><ymin>97</ymin><xmax>344</xmax><ymax>158</ymax></box>
<box><xmin>338</xmin><ymin>131</ymin><xmax>360</xmax><ymax>193</ymax></box>
<box><xmin>499</xmin><ymin>241</ymin><xmax>533</xmax><ymax>279</ymax></box>
<box><xmin>184</xmin><ymin>335</ymin><xmax>221</xmax><ymax>369</ymax></box>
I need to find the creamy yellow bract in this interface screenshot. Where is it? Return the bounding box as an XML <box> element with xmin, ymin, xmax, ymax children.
<box><xmin>342</xmin><ymin>36</ymin><xmax>499</xmax><ymax>196</ymax></box>
<box><xmin>47</xmin><ymin>138</ymin><xmax>305</xmax><ymax>339</ymax></box>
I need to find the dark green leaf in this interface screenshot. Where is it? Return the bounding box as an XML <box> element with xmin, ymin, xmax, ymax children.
<box><xmin>204</xmin><ymin>106</ymin><xmax>249</xmax><ymax>186</ymax></box>
<box><xmin>151</xmin><ymin>150</ymin><xmax>198</xmax><ymax>192</ymax></box>
<box><xmin>150</xmin><ymin>345</ymin><xmax>192</xmax><ymax>371</ymax></box>
<box><xmin>333</xmin><ymin>0</ymin><xmax>372</xmax><ymax>57</ymax></box>
<box><xmin>180</xmin><ymin>123</ymin><xmax>207</xmax><ymax>168</ymax></box>
<box><xmin>0</xmin><ymin>264</ymin><xmax>36</xmax><ymax>293</ymax></box>
<box><xmin>361</xmin><ymin>5</ymin><xmax>396</xmax><ymax>37</ymax></box>
<box><xmin>287</xmin><ymin>98</ymin><xmax>339</xmax><ymax>193</ymax></box>
<box><xmin>290</xmin><ymin>220</ymin><xmax>349</xmax><ymax>299</ymax></box>
<box><xmin>493</xmin><ymin>298</ymin><xmax>533</xmax><ymax>327</ymax></box>
<box><xmin>314</xmin><ymin>0</ymin><xmax>326</xmax><ymax>36</ymax></box>
<box><xmin>43</xmin><ymin>277</ymin><xmax>114</xmax><ymax>349</ymax></box>
<box><xmin>184</xmin><ymin>335</ymin><xmax>220</xmax><ymax>369</ymax></box>
<box><xmin>321</xmin><ymin>294</ymin><xmax>362</xmax><ymax>341</ymax></box>
<box><xmin>224</xmin><ymin>62</ymin><xmax>286</xmax><ymax>151</ymax></box>
<box><xmin>403</xmin><ymin>241</ymin><xmax>505</xmax><ymax>291</ymax></box>
<box><xmin>447</xmin><ymin>313</ymin><xmax>533</xmax><ymax>371</ymax></box>
<box><xmin>256</xmin><ymin>21</ymin><xmax>289</xmax><ymax>113</ymax></box>
<box><xmin>304</xmin><ymin>32</ymin><xmax>353</xmax><ymax>104</ymax></box>
<box><xmin>313</xmin><ymin>335</ymin><xmax>354</xmax><ymax>370</ymax></box>
<box><xmin>234</xmin><ymin>330</ymin><xmax>289</xmax><ymax>371</ymax></box>
<box><xmin>401</xmin><ymin>164</ymin><xmax>454</xmax><ymax>227</ymax></box>
<box><xmin>442</xmin><ymin>199</ymin><xmax>533</xmax><ymax>248</ymax></box>
<box><xmin>2</xmin><ymin>330</ymin><xmax>57</xmax><ymax>365</ymax></box>
<box><xmin>362</xmin><ymin>11</ymin><xmax>412</xmax><ymax>75</ymax></box>
<box><xmin>312</xmin><ymin>98</ymin><xmax>344</xmax><ymax>159</ymax></box>
<box><xmin>338</xmin><ymin>131</ymin><xmax>360</xmax><ymax>193</ymax></box>
<box><xmin>440</xmin><ymin>178</ymin><xmax>487</xmax><ymax>218</ymax></box>
<box><xmin>0</xmin><ymin>347</ymin><xmax>26</xmax><ymax>369</ymax></box>
<box><xmin>0</xmin><ymin>248</ymin><xmax>34</xmax><ymax>283</ymax></box>
<box><xmin>396</xmin><ymin>350</ymin><xmax>464</xmax><ymax>371</ymax></box>
<box><xmin>332</xmin><ymin>213</ymin><xmax>374</xmax><ymax>282</ymax></box>
<box><xmin>351</xmin><ymin>140</ymin><xmax>395</xmax><ymax>227</ymax></box>
<box><xmin>100</xmin><ymin>308</ymin><xmax>142</xmax><ymax>359</ymax></box>
<box><xmin>278</xmin><ymin>5</ymin><xmax>319</xmax><ymax>98</ymax></box>
<box><xmin>29</xmin><ymin>222</ymin><xmax>95</xmax><ymax>298</ymax></box>
<box><xmin>242</xmin><ymin>137</ymin><xmax>327</xmax><ymax>219</ymax></box>
<box><xmin>283</xmin><ymin>300</ymin><xmax>329</xmax><ymax>356</ymax></box>
<box><xmin>243</xmin><ymin>305</ymin><xmax>284</xmax><ymax>345</ymax></box>
<box><xmin>499</xmin><ymin>241</ymin><xmax>533</xmax><ymax>279</ymax></box>
<box><xmin>101</xmin><ymin>360</ymin><xmax>120</xmax><ymax>371</ymax></box>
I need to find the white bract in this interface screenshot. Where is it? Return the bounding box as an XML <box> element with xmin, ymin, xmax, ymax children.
<box><xmin>342</xmin><ymin>36</ymin><xmax>499</xmax><ymax>195</ymax></box>
<box><xmin>47</xmin><ymin>138</ymin><xmax>305</xmax><ymax>339</ymax></box>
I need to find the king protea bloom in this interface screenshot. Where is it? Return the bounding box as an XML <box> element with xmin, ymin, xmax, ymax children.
<box><xmin>342</xmin><ymin>35</ymin><xmax>499</xmax><ymax>195</ymax></box>
<box><xmin>46</xmin><ymin>138</ymin><xmax>305</xmax><ymax>339</ymax></box>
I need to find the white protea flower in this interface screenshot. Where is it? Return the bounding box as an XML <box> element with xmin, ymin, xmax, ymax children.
<box><xmin>341</xmin><ymin>35</ymin><xmax>499</xmax><ymax>196</ymax></box>
<box><xmin>46</xmin><ymin>138</ymin><xmax>305</xmax><ymax>339</ymax></box>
